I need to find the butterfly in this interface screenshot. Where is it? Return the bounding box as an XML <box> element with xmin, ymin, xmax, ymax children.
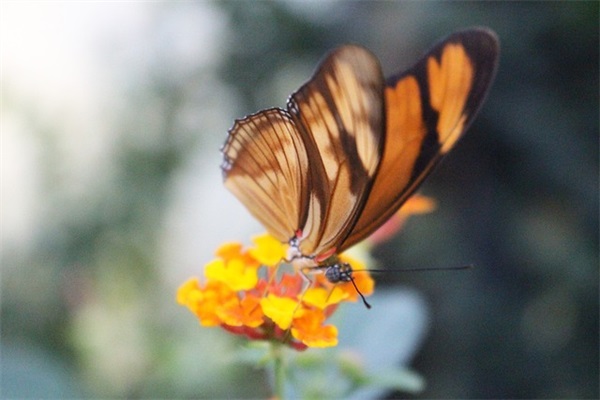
<box><xmin>221</xmin><ymin>28</ymin><xmax>499</xmax><ymax>284</ymax></box>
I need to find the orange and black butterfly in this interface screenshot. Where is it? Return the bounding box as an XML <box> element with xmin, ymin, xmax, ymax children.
<box><xmin>221</xmin><ymin>28</ymin><xmax>499</xmax><ymax>284</ymax></box>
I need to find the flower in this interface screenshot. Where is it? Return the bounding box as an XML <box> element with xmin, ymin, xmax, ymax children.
<box><xmin>177</xmin><ymin>194</ymin><xmax>435</xmax><ymax>349</ymax></box>
<box><xmin>177</xmin><ymin>279</ymin><xmax>238</xmax><ymax>327</ymax></box>
<box><xmin>177</xmin><ymin>234</ymin><xmax>372</xmax><ymax>349</ymax></box>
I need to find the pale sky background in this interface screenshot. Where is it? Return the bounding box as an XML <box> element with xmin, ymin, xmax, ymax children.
<box><xmin>2</xmin><ymin>2</ymin><xmax>263</xmax><ymax>287</ymax></box>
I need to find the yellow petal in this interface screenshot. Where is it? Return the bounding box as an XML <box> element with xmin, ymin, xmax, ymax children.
<box><xmin>303</xmin><ymin>286</ymin><xmax>348</xmax><ymax>309</ymax></box>
<box><xmin>249</xmin><ymin>233</ymin><xmax>287</xmax><ymax>266</ymax></box>
<box><xmin>176</xmin><ymin>278</ymin><xmax>201</xmax><ymax>307</ymax></box>
<box><xmin>260</xmin><ymin>294</ymin><xmax>298</xmax><ymax>330</ymax></box>
<box><xmin>205</xmin><ymin>257</ymin><xmax>258</xmax><ymax>291</ymax></box>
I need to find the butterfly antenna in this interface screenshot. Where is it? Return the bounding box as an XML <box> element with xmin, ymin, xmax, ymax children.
<box><xmin>349</xmin><ymin>276</ymin><xmax>372</xmax><ymax>309</ymax></box>
<box><xmin>360</xmin><ymin>264</ymin><xmax>475</xmax><ymax>274</ymax></box>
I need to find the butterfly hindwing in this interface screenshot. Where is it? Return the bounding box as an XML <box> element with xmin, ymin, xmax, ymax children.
<box><xmin>340</xmin><ymin>29</ymin><xmax>499</xmax><ymax>251</ymax></box>
<box><xmin>222</xmin><ymin>108</ymin><xmax>310</xmax><ymax>243</ymax></box>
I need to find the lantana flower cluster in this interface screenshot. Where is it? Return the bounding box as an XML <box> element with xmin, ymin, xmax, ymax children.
<box><xmin>177</xmin><ymin>194</ymin><xmax>434</xmax><ymax>350</ymax></box>
<box><xmin>177</xmin><ymin>234</ymin><xmax>374</xmax><ymax>350</ymax></box>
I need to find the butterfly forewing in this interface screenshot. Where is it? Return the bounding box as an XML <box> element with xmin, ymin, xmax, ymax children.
<box><xmin>222</xmin><ymin>109</ymin><xmax>310</xmax><ymax>243</ymax></box>
<box><xmin>340</xmin><ymin>29</ymin><xmax>499</xmax><ymax>251</ymax></box>
<box><xmin>289</xmin><ymin>45</ymin><xmax>386</xmax><ymax>257</ymax></box>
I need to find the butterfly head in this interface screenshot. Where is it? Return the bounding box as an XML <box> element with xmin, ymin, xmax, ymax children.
<box><xmin>320</xmin><ymin>259</ymin><xmax>371</xmax><ymax>309</ymax></box>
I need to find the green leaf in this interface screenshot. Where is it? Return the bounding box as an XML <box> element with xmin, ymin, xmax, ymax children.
<box><xmin>365</xmin><ymin>367</ymin><xmax>426</xmax><ymax>394</ymax></box>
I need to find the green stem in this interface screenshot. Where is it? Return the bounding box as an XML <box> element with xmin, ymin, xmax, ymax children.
<box><xmin>271</xmin><ymin>341</ymin><xmax>286</xmax><ymax>399</ymax></box>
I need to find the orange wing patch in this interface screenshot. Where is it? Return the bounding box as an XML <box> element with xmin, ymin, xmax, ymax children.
<box><xmin>427</xmin><ymin>43</ymin><xmax>474</xmax><ymax>153</ymax></box>
<box><xmin>340</xmin><ymin>76</ymin><xmax>426</xmax><ymax>250</ymax></box>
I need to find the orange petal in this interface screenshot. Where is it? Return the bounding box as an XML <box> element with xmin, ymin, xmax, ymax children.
<box><xmin>217</xmin><ymin>294</ymin><xmax>264</xmax><ymax>328</ymax></box>
<box><xmin>291</xmin><ymin>308</ymin><xmax>338</xmax><ymax>348</ymax></box>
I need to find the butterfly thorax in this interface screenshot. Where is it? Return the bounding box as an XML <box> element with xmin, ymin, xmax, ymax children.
<box><xmin>287</xmin><ymin>237</ymin><xmax>353</xmax><ymax>284</ymax></box>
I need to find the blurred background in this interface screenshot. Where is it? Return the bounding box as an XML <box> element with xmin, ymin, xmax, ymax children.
<box><xmin>2</xmin><ymin>1</ymin><xmax>598</xmax><ymax>398</ymax></box>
